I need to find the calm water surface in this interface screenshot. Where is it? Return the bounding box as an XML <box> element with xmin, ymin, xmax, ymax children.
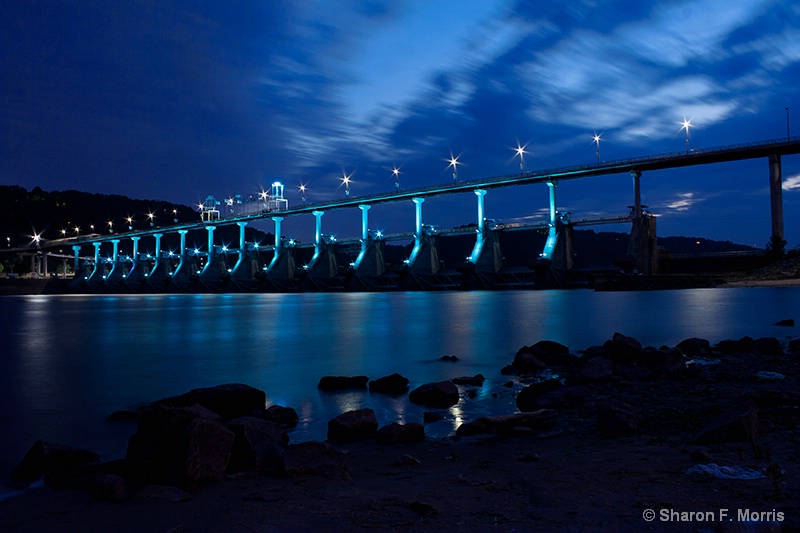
<box><xmin>1</xmin><ymin>288</ymin><xmax>799</xmax><ymax>493</ymax></box>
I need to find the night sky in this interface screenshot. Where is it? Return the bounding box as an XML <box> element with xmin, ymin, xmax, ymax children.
<box><xmin>2</xmin><ymin>1</ymin><xmax>799</xmax><ymax>246</ymax></box>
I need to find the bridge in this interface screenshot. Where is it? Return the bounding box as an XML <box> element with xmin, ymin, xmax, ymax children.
<box><xmin>14</xmin><ymin>136</ymin><xmax>800</xmax><ymax>292</ymax></box>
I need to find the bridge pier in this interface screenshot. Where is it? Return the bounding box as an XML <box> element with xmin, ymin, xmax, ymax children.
<box><xmin>406</xmin><ymin>197</ymin><xmax>440</xmax><ymax>274</ymax></box>
<box><xmin>623</xmin><ymin>170</ymin><xmax>658</xmax><ymax>274</ymax></box>
<box><xmin>266</xmin><ymin>216</ymin><xmax>296</xmax><ymax>281</ymax></box>
<box><xmin>87</xmin><ymin>242</ymin><xmax>104</xmax><ymax>286</ymax></box>
<box><xmin>199</xmin><ymin>225</ymin><xmax>229</xmax><ymax>285</ymax></box>
<box><xmin>351</xmin><ymin>204</ymin><xmax>386</xmax><ymax>278</ymax></box>
<box><xmin>305</xmin><ymin>211</ymin><xmax>339</xmax><ymax>281</ymax></box>
<box><xmin>104</xmin><ymin>239</ymin><xmax>126</xmax><ymax>285</ymax></box>
<box><xmin>171</xmin><ymin>229</ymin><xmax>196</xmax><ymax>285</ymax></box>
<box><xmin>467</xmin><ymin>189</ymin><xmax>502</xmax><ymax>271</ymax></box>
<box><xmin>124</xmin><ymin>236</ymin><xmax>145</xmax><ymax>286</ymax></box>
<box><xmin>147</xmin><ymin>233</ymin><xmax>170</xmax><ymax>288</ymax></box>
<box><xmin>230</xmin><ymin>221</ymin><xmax>260</xmax><ymax>286</ymax></box>
<box><xmin>769</xmin><ymin>154</ymin><xmax>784</xmax><ymax>244</ymax></box>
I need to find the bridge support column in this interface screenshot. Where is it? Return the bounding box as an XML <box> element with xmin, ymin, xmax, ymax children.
<box><xmin>147</xmin><ymin>233</ymin><xmax>169</xmax><ymax>286</ymax></box>
<box><xmin>125</xmin><ymin>236</ymin><xmax>145</xmax><ymax>285</ymax></box>
<box><xmin>106</xmin><ymin>239</ymin><xmax>125</xmax><ymax>283</ymax></box>
<box><xmin>407</xmin><ymin>197</ymin><xmax>439</xmax><ymax>274</ymax></box>
<box><xmin>172</xmin><ymin>229</ymin><xmax>192</xmax><ymax>281</ymax></box>
<box><xmin>87</xmin><ymin>242</ymin><xmax>103</xmax><ymax>284</ymax></box>
<box><xmin>305</xmin><ymin>210</ymin><xmax>338</xmax><ymax>279</ymax></box>
<box><xmin>626</xmin><ymin>170</ymin><xmax>657</xmax><ymax>274</ymax></box>
<box><xmin>72</xmin><ymin>245</ymin><xmax>81</xmax><ymax>275</ymax></box>
<box><xmin>199</xmin><ymin>225</ymin><xmax>227</xmax><ymax>282</ymax></box>
<box><xmin>266</xmin><ymin>216</ymin><xmax>295</xmax><ymax>279</ymax></box>
<box><xmin>353</xmin><ymin>204</ymin><xmax>371</xmax><ymax>269</ymax></box>
<box><xmin>541</xmin><ymin>181</ymin><xmax>559</xmax><ymax>260</ymax></box>
<box><xmin>769</xmin><ymin>154</ymin><xmax>784</xmax><ymax>244</ymax></box>
<box><xmin>231</xmin><ymin>221</ymin><xmax>259</xmax><ymax>283</ymax></box>
<box><xmin>352</xmin><ymin>204</ymin><xmax>386</xmax><ymax>277</ymax></box>
<box><xmin>42</xmin><ymin>252</ymin><xmax>48</xmax><ymax>278</ymax></box>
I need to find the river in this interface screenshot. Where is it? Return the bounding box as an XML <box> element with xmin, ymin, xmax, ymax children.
<box><xmin>1</xmin><ymin>287</ymin><xmax>799</xmax><ymax>496</ymax></box>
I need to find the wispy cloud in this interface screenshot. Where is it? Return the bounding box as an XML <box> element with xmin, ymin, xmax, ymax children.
<box><xmin>783</xmin><ymin>174</ymin><xmax>800</xmax><ymax>191</ymax></box>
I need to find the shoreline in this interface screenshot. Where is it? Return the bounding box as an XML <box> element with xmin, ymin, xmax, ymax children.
<box><xmin>1</xmin><ymin>333</ymin><xmax>798</xmax><ymax>531</ymax></box>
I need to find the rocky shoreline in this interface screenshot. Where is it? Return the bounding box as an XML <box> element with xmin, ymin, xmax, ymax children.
<box><xmin>1</xmin><ymin>332</ymin><xmax>799</xmax><ymax>531</ymax></box>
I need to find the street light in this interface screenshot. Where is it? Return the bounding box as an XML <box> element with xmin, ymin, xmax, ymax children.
<box><xmin>173</xmin><ymin>209</ymin><xmax>178</xmax><ymax>223</ymax></box>
<box><xmin>126</xmin><ymin>216</ymin><xmax>133</xmax><ymax>230</ymax></box>
<box><xmin>299</xmin><ymin>184</ymin><xmax>307</xmax><ymax>204</ymax></box>
<box><xmin>592</xmin><ymin>132</ymin><xmax>602</xmax><ymax>165</ymax></box>
<box><xmin>340</xmin><ymin>170</ymin><xmax>353</xmax><ymax>196</ymax></box>
<box><xmin>147</xmin><ymin>211</ymin><xmax>155</xmax><ymax>227</ymax></box>
<box><xmin>512</xmin><ymin>141</ymin><xmax>528</xmax><ymax>172</ymax></box>
<box><xmin>445</xmin><ymin>151</ymin><xmax>461</xmax><ymax>183</ymax></box>
<box><xmin>679</xmin><ymin>117</ymin><xmax>693</xmax><ymax>154</ymax></box>
<box><xmin>108</xmin><ymin>220</ymin><xmax>114</xmax><ymax>234</ymax></box>
<box><xmin>391</xmin><ymin>165</ymin><xmax>401</xmax><ymax>190</ymax></box>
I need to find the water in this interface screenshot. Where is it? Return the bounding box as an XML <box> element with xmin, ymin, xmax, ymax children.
<box><xmin>1</xmin><ymin>287</ymin><xmax>799</xmax><ymax>495</ymax></box>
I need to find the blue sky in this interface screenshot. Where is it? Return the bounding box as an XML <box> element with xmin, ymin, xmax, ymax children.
<box><xmin>2</xmin><ymin>0</ymin><xmax>799</xmax><ymax>247</ymax></box>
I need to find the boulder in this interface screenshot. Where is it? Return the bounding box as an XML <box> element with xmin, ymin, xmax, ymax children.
<box><xmin>511</xmin><ymin>349</ymin><xmax>547</xmax><ymax>373</ymax></box>
<box><xmin>578</xmin><ymin>356</ymin><xmax>614</xmax><ymax>380</ymax></box>
<box><xmin>327</xmin><ymin>408</ymin><xmax>378</xmax><ymax>442</ymax></box>
<box><xmin>263</xmin><ymin>405</ymin><xmax>299</xmax><ymax>428</ymax></box>
<box><xmin>676</xmin><ymin>337</ymin><xmax>710</xmax><ymax>357</ymax></box>
<box><xmin>409</xmin><ymin>381</ymin><xmax>460</xmax><ymax>408</ymax></box>
<box><xmin>516</xmin><ymin>379</ymin><xmax>581</xmax><ymax>411</ymax></box>
<box><xmin>126</xmin><ymin>403</ymin><xmax>235</xmax><ymax>485</ymax></box>
<box><xmin>452</xmin><ymin>374</ymin><xmax>485</xmax><ymax>386</ymax></box>
<box><xmin>376</xmin><ymin>422</ymin><xmax>425</xmax><ymax>444</ymax></box>
<box><xmin>530</xmin><ymin>340</ymin><xmax>577</xmax><ymax>367</ymax></box>
<box><xmin>640</xmin><ymin>347</ymin><xmax>686</xmax><ymax>375</ymax></box>
<box><xmin>788</xmin><ymin>339</ymin><xmax>800</xmax><ymax>354</ymax></box>
<box><xmin>317</xmin><ymin>375</ymin><xmax>369</xmax><ymax>391</ymax></box>
<box><xmin>152</xmin><ymin>384</ymin><xmax>266</xmax><ymax>421</ymax></box>
<box><xmin>282</xmin><ymin>441</ymin><xmax>350</xmax><ymax>479</ymax></box>
<box><xmin>596</xmin><ymin>400</ymin><xmax>638</xmax><ymax>436</ymax></box>
<box><xmin>693</xmin><ymin>404</ymin><xmax>759</xmax><ymax>444</ymax></box>
<box><xmin>92</xmin><ymin>473</ymin><xmax>131</xmax><ymax>502</ymax></box>
<box><xmin>603</xmin><ymin>332</ymin><xmax>644</xmax><ymax>365</ymax></box>
<box><xmin>716</xmin><ymin>336</ymin><xmax>756</xmax><ymax>354</ymax></box>
<box><xmin>439</xmin><ymin>355</ymin><xmax>459</xmax><ymax>362</ymax></box>
<box><xmin>369</xmin><ymin>373</ymin><xmax>410</xmax><ymax>395</ymax></box>
<box><xmin>754</xmin><ymin>337</ymin><xmax>783</xmax><ymax>356</ymax></box>
<box><xmin>226</xmin><ymin>416</ymin><xmax>288</xmax><ymax>473</ymax></box>
<box><xmin>12</xmin><ymin>440</ymin><xmax>100</xmax><ymax>485</ymax></box>
<box><xmin>775</xmin><ymin>318</ymin><xmax>794</xmax><ymax>327</ymax></box>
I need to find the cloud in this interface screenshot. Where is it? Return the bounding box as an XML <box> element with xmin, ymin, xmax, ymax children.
<box><xmin>783</xmin><ymin>174</ymin><xmax>800</xmax><ymax>191</ymax></box>
<box><xmin>664</xmin><ymin>192</ymin><xmax>701</xmax><ymax>212</ymax></box>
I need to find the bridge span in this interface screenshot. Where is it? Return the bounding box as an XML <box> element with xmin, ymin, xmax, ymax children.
<box><xmin>15</xmin><ymin>136</ymin><xmax>800</xmax><ymax>292</ymax></box>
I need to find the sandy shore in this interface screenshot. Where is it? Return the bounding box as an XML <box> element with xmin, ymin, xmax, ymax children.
<box><xmin>1</xmin><ymin>338</ymin><xmax>798</xmax><ymax>532</ymax></box>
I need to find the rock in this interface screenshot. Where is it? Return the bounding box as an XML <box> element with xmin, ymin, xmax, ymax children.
<box><xmin>529</xmin><ymin>340</ymin><xmax>577</xmax><ymax>367</ymax></box>
<box><xmin>282</xmin><ymin>441</ymin><xmax>350</xmax><ymax>479</ymax></box>
<box><xmin>423</xmin><ymin>411</ymin><xmax>444</xmax><ymax>423</ymax></box>
<box><xmin>12</xmin><ymin>440</ymin><xmax>100</xmax><ymax>485</ymax></box>
<box><xmin>138</xmin><ymin>484</ymin><xmax>192</xmax><ymax>502</ymax></box>
<box><xmin>511</xmin><ymin>349</ymin><xmax>547</xmax><ymax>373</ymax></box>
<box><xmin>640</xmin><ymin>347</ymin><xmax>686</xmax><ymax>375</ymax></box>
<box><xmin>500</xmin><ymin>364</ymin><xmax>518</xmax><ymax>375</ymax></box>
<box><xmin>317</xmin><ymin>375</ymin><xmax>369</xmax><ymax>391</ymax></box>
<box><xmin>603</xmin><ymin>333</ymin><xmax>644</xmax><ymax>365</ymax></box>
<box><xmin>184</xmin><ymin>416</ymin><xmax>236</xmax><ymax>482</ymax></box>
<box><xmin>263</xmin><ymin>405</ymin><xmax>299</xmax><ymax>428</ymax></box>
<box><xmin>578</xmin><ymin>356</ymin><xmax>614</xmax><ymax>380</ymax></box>
<box><xmin>126</xmin><ymin>404</ymin><xmax>235</xmax><ymax>485</ymax></box>
<box><xmin>775</xmin><ymin>318</ymin><xmax>794</xmax><ymax>327</ymax></box>
<box><xmin>394</xmin><ymin>454</ymin><xmax>421</xmax><ymax>466</ymax></box>
<box><xmin>439</xmin><ymin>355</ymin><xmax>459</xmax><ymax>362</ymax></box>
<box><xmin>676</xmin><ymin>337</ymin><xmax>710</xmax><ymax>356</ymax></box>
<box><xmin>754</xmin><ymin>337</ymin><xmax>783</xmax><ymax>356</ymax></box>
<box><xmin>226</xmin><ymin>416</ymin><xmax>288</xmax><ymax>473</ymax></box>
<box><xmin>596</xmin><ymin>400</ymin><xmax>638</xmax><ymax>436</ymax></box>
<box><xmin>452</xmin><ymin>374</ymin><xmax>485</xmax><ymax>386</ymax></box>
<box><xmin>788</xmin><ymin>339</ymin><xmax>800</xmax><ymax>353</ymax></box>
<box><xmin>744</xmin><ymin>390</ymin><xmax>800</xmax><ymax>408</ymax></box>
<box><xmin>456</xmin><ymin>410</ymin><xmax>558</xmax><ymax>437</ymax></box>
<box><xmin>327</xmin><ymin>408</ymin><xmax>378</xmax><ymax>442</ymax></box>
<box><xmin>376</xmin><ymin>422</ymin><xmax>425</xmax><ymax>444</ymax></box>
<box><xmin>92</xmin><ymin>473</ymin><xmax>131</xmax><ymax>502</ymax></box>
<box><xmin>516</xmin><ymin>379</ymin><xmax>582</xmax><ymax>411</ymax></box>
<box><xmin>368</xmin><ymin>373</ymin><xmax>410</xmax><ymax>395</ymax></box>
<box><xmin>409</xmin><ymin>381</ymin><xmax>460</xmax><ymax>408</ymax></box>
<box><xmin>693</xmin><ymin>404</ymin><xmax>759</xmax><ymax>444</ymax></box>
<box><xmin>152</xmin><ymin>384</ymin><xmax>266</xmax><ymax>421</ymax></box>
<box><xmin>716</xmin><ymin>336</ymin><xmax>756</xmax><ymax>354</ymax></box>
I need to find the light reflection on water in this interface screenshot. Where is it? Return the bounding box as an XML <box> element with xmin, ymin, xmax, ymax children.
<box><xmin>2</xmin><ymin>287</ymin><xmax>800</xmax><ymax>488</ymax></box>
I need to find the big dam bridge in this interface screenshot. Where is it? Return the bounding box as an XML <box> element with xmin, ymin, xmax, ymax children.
<box><xmin>16</xmin><ymin>136</ymin><xmax>800</xmax><ymax>292</ymax></box>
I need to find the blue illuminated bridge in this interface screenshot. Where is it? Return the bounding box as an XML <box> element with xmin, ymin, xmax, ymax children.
<box><xmin>19</xmin><ymin>136</ymin><xmax>800</xmax><ymax>292</ymax></box>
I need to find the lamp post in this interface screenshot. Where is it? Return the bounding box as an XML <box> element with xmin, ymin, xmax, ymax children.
<box><xmin>680</xmin><ymin>117</ymin><xmax>693</xmax><ymax>154</ymax></box>
<box><xmin>513</xmin><ymin>141</ymin><xmax>528</xmax><ymax>172</ymax></box>
<box><xmin>108</xmin><ymin>220</ymin><xmax>113</xmax><ymax>234</ymax></box>
<box><xmin>392</xmin><ymin>166</ymin><xmax>401</xmax><ymax>190</ymax></box>
<box><xmin>299</xmin><ymin>184</ymin><xmax>307</xmax><ymax>204</ymax></box>
<box><xmin>592</xmin><ymin>132</ymin><xmax>602</xmax><ymax>165</ymax></box>
<box><xmin>126</xmin><ymin>216</ymin><xmax>133</xmax><ymax>231</ymax></box>
<box><xmin>446</xmin><ymin>151</ymin><xmax>461</xmax><ymax>184</ymax></box>
<box><xmin>341</xmin><ymin>170</ymin><xmax>353</xmax><ymax>196</ymax></box>
<box><xmin>147</xmin><ymin>212</ymin><xmax>155</xmax><ymax>227</ymax></box>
